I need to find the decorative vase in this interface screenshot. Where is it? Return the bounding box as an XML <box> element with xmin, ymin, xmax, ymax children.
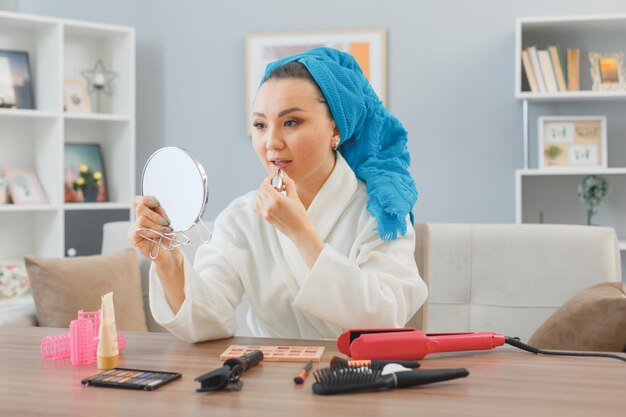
<box><xmin>83</xmin><ymin>187</ymin><xmax>98</xmax><ymax>202</ymax></box>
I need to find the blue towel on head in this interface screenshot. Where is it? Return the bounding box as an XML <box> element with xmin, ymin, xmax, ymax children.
<box><xmin>262</xmin><ymin>47</ymin><xmax>418</xmax><ymax>241</ymax></box>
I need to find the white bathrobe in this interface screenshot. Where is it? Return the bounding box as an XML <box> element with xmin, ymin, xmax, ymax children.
<box><xmin>149</xmin><ymin>154</ymin><xmax>428</xmax><ymax>342</ymax></box>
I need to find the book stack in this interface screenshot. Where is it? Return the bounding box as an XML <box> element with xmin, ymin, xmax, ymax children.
<box><xmin>521</xmin><ymin>46</ymin><xmax>580</xmax><ymax>93</ymax></box>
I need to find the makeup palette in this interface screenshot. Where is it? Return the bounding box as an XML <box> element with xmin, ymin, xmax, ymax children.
<box><xmin>81</xmin><ymin>368</ymin><xmax>181</xmax><ymax>391</ymax></box>
<box><xmin>220</xmin><ymin>345</ymin><xmax>325</xmax><ymax>362</ymax></box>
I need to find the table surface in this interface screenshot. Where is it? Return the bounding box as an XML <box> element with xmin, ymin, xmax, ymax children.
<box><xmin>1</xmin><ymin>327</ymin><xmax>625</xmax><ymax>417</ymax></box>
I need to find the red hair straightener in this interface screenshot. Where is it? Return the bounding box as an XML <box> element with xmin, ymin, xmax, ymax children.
<box><xmin>338</xmin><ymin>328</ymin><xmax>505</xmax><ymax>360</ymax></box>
<box><xmin>337</xmin><ymin>328</ymin><xmax>626</xmax><ymax>363</ymax></box>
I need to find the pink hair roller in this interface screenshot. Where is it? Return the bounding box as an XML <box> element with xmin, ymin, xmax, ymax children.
<box><xmin>40</xmin><ymin>333</ymin><xmax>71</xmax><ymax>359</ymax></box>
<box><xmin>40</xmin><ymin>309</ymin><xmax>126</xmax><ymax>364</ymax></box>
<box><xmin>70</xmin><ymin>318</ymin><xmax>94</xmax><ymax>365</ymax></box>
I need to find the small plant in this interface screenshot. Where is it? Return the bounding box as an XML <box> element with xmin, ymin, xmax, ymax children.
<box><xmin>544</xmin><ymin>145</ymin><xmax>563</xmax><ymax>161</ymax></box>
<box><xmin>578</xmin><ymin>175</ymin><xmax>609</xmax><ymax>225</ymax></box>
<box><xmin>72</xmin><ymin>164</ymin><xmax>102</xmax><ymax>200</ymax></box>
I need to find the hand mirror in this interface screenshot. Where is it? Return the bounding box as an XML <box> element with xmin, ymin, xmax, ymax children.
<box><xmin>136</xmin><ymin>147</ymin><xmax>210</xmax><ymax>259</ymax></box>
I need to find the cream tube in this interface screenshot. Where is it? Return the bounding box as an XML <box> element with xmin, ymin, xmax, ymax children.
<box><xmin>97</xmin><ymin>292</ymin><xmax>119</xmax><ymax>369</ymax></box>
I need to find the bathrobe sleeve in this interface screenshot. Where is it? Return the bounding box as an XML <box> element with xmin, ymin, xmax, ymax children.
<box><xmin>148</xmin><ymin>206</ymin><xmax>246</xmax><ymax>343</ymax></box>
<box><xmin>293</xmin><ymin>216</ymin><xmax>428</xmax><ymax>329</ymax></box>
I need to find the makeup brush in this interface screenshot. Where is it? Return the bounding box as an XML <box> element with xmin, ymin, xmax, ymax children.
<box><xmin>330</xmin><ymin>355</ymin><xmax>420</xmax><ymax>370</ymax></box>
<box><xmin>312</xmin><ymin>366</ymin><xmax>469</xmax><ymax>395</ymax></box>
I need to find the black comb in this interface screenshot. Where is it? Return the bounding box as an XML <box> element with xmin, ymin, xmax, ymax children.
<box><xmin>312</xmin><ymin>366</ymin><xmax>469</xmax><ymax>395</ymax></box>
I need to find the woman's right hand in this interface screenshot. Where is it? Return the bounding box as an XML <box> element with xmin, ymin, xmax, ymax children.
<box><xmin>128</xmin><ymin>195</ymin><xmax>186</xmax><ymax>313</ymax></box>
<box><xmin>128</xmin><ymin>195</ymin><xmax>178</xmax><ymax>265</ymax></box>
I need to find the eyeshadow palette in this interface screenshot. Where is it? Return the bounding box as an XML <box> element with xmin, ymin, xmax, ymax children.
<box><xmin>220</xmin><ymin>345</ymin><xmax>325</xmax><ymax>362</ymax></box>
<box><xmin>81</xmin><ymin>368</ymin><xmax>181</xmax><ymax>391</ymax></box>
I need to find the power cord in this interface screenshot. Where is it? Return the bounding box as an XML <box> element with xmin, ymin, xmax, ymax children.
<box><xmin>505</xmin><ymin>336</ymin><xmax>626</xmax><ymax>363</ymax></box>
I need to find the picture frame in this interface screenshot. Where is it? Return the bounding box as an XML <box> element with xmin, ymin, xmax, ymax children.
<box><xmin>589</xmin><ymin>52</ymin><xmax>626</xmax><ymax>91</ymax></box>
<box><xmin>245</xmin><ymin>28</ymin><xmax>387</xmax><ymax>134</ymax></box>
<box><xmin>0</xmin><ymin>49</ymin><xmax>35</xmax><ymax>109</ymax></box>
<box><xmin>2</xmin><ymin>167</ymin><xmax>47</xmax><ymax>204</ymax></box>
<box><xmin>64</xmin><ymin>79</ymin><xmax>91</xmax><ymax>113</ymax></box>
<box><xmin>64</xmin><ymin>143</ymin><xmax>108</xmax><ymax>203</ymax></box>
<box><xmin>538</xmin><ymin>116</ymin><xmax>607</xmax><ymax>170</ymax></box>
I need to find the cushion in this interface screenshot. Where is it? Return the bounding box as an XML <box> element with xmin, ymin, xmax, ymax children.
<box><xmin>529</xmin><ymin>282</ymin><xmax>626</xmax><ymax>352</ymax></box>
<box><xmin>25</xmin><ymin>249</ymin><xmax>148</xmax><ymax>332</ymax></box>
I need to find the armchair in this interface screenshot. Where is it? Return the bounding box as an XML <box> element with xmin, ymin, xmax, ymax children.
<box><xmin>415</xmin><ymin>223</ymin><xmax>622</xmax><ymax>343</ymax></box>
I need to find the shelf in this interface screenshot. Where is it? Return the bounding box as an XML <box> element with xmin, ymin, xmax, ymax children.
<box><xmin>516</xmin><ymin>91</ymin><xmax>626</xmax><ymax>102</ymax></box>
<box><xmin>0</xmin><ymin>10</ymin><xmax>134</xmax><ymax>260</ymax></box>
<box><xmin>0</xmin><ymin>204</ymin><xmax>58</xmax><ymax>212</ymax></box>
<box><xmin>0</xmin><ymin>109</ymin><xmax>59</xmax><ymax>119</ymax></box>
<box><xmin>64</xmin><ymin>202</ymin><xmax>131</xmax><ymax>211</ymax></box>
<box><xmin>517</xmin><ymin>168</ymin><xmax>626</xmax><ymax>176</ymax></box>
<box><xmin>63</xmin><ymin>113</ymin><xmax>131</xmax><ymax>122</ymax></box>
<box><xmin>519</xmin><ymin>14</ymin><xmax>626</xmax><ymax>32</ymax></box>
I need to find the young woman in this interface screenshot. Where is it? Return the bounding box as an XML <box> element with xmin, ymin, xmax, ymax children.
<box><xmin>129</xmin><ymin>47</ymin><xmax>427</xmax><ymax>342</ymax></box>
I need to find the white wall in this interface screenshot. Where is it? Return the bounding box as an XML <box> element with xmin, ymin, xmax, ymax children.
<box><xmin>9</xmin><ymin>0</ymin><xmax>626</xmax><ymax>228</ymax></box>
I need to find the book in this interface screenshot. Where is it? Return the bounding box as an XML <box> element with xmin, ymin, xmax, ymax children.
<box><xmin>521</xmin><ymin>49</ymin><xmax>539</xmax><ymax>92</ymax></box>
<box><xmin>556</xmin><ymin>45</ymin><xmax>568</xmax><ymax>89</ymax></box>
<box><xmin>548</xmin><ymin>46</ymin><xmax>567</xmax><ymax>92</ymax></box>
<box><xmin>567</xmin><ymin>48</ymin><xmax>580</xmax><ymax>91</ymax></box>
<box><xmin>527</xmin><ymin>46</ymin><xmax>546</xmax><ymax>92</ymax></box>
<box><xmin>538</xmin><ymin>49</ymin><xmax>558</xmax><ymax>93</ymax></box>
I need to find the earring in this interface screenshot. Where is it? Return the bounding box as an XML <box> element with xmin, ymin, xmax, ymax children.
<box><xmin>332</xmin><ymin>141</ymin><xmax>338</xmax><ymax>151</ymax></box>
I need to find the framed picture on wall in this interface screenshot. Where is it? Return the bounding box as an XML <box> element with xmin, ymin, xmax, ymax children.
<box><xmin>245</xmin><ymin>28</ymin><xmax>386</xmax><ymax>134</ymax></box>
<box><xmin>2</xmin><ymin>167</ymin><xmax>47</xmax><ymax>204</ymax></box>
<box><xmin>0</xmin><ymin>49</ymin><xmax>34</xmax><ymax>110</ymax></box>
<box><xmin>538</xmin><ymin>116</ymin><xmax>607</xmax><ymax>170</ymax></box>
<box><xmin>64</xmin><ymin>143</ymin><xmax>108</xmax><ymax>203</ymax></box>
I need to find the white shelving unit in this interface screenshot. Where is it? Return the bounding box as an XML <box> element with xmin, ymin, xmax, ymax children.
<box><xmin>515</xmin><ymin>15</ymin><xmax>626</xmax><ymax>260</ymax></box>
<box><xmin>0</xmin><ymin>11</ymin><xmax>134</xmax><ymax>259</ymax></box>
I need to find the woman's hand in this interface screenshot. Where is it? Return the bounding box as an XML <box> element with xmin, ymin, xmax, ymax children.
<box><xmin>254</xmin><ymin>172</ymin><xmax>324</xmax><ymax>268</ymax></box>
<box><xmin>128</xmin><ymin>196</ymin><xmax>185</xmax><ymax>313</ymax></box>
<box><xmin>128</xmin><ymin>196</ymin><xmax>176</xmax><ymax>261</ymax></box>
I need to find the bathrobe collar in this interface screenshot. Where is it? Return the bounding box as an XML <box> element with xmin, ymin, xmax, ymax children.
<box><xmin>306</xmin><ymin>152</ymin><xmax>358</xmax><ymax>242</ymax></box>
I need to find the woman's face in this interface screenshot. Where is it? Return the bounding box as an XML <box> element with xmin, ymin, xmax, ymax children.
<box><xmin>251</xmin><ymin>78</ymin><xmax>339</xmax><ymax>188</ymax></box>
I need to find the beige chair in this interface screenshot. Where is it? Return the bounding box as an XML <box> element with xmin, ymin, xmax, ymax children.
<box><xmin>411</xmin><ymin>223</ymin><xmax>622</xmax><ymax>342</ymax></box>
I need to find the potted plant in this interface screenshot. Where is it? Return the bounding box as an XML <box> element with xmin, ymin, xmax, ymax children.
<box><xmin>72</xmin><ymin>164</ymin><xmax>102</xmax><ymax>202</ymax></box>
<box><xmin>578</xmin><ymin>175</ymin><xmax>609</xmax><ymax>225</ymax></box>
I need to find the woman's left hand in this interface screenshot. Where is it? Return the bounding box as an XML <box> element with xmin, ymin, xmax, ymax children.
<box><xmin>255</xmin><ymin>171</ymin><xmax>324</xmax><ymax>267</ymax></box>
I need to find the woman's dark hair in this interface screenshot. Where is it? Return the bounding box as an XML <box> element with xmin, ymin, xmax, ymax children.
<box><xmin>264</xmin><ymin>61</ymin><xmax>333</xmax><ymax>119</ymax></box>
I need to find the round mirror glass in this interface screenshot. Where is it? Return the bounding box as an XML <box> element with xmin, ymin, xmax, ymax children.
<box><xmin>141</xmin><ymin>147</ymin><xmax>208</xmax><ymax>232</ymax></box>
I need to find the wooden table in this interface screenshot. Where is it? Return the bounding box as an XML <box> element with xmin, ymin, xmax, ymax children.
<box><xmin>1</xmin><ymin>327</ymin><xmax>625</xmax><ymax>417</ymax></box>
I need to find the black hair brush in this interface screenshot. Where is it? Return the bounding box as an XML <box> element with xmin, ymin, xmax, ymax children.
<box><xmin>312</xmin><ymin>366</ymin><xmax>469</xmax><ymax>395</ymax></box>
